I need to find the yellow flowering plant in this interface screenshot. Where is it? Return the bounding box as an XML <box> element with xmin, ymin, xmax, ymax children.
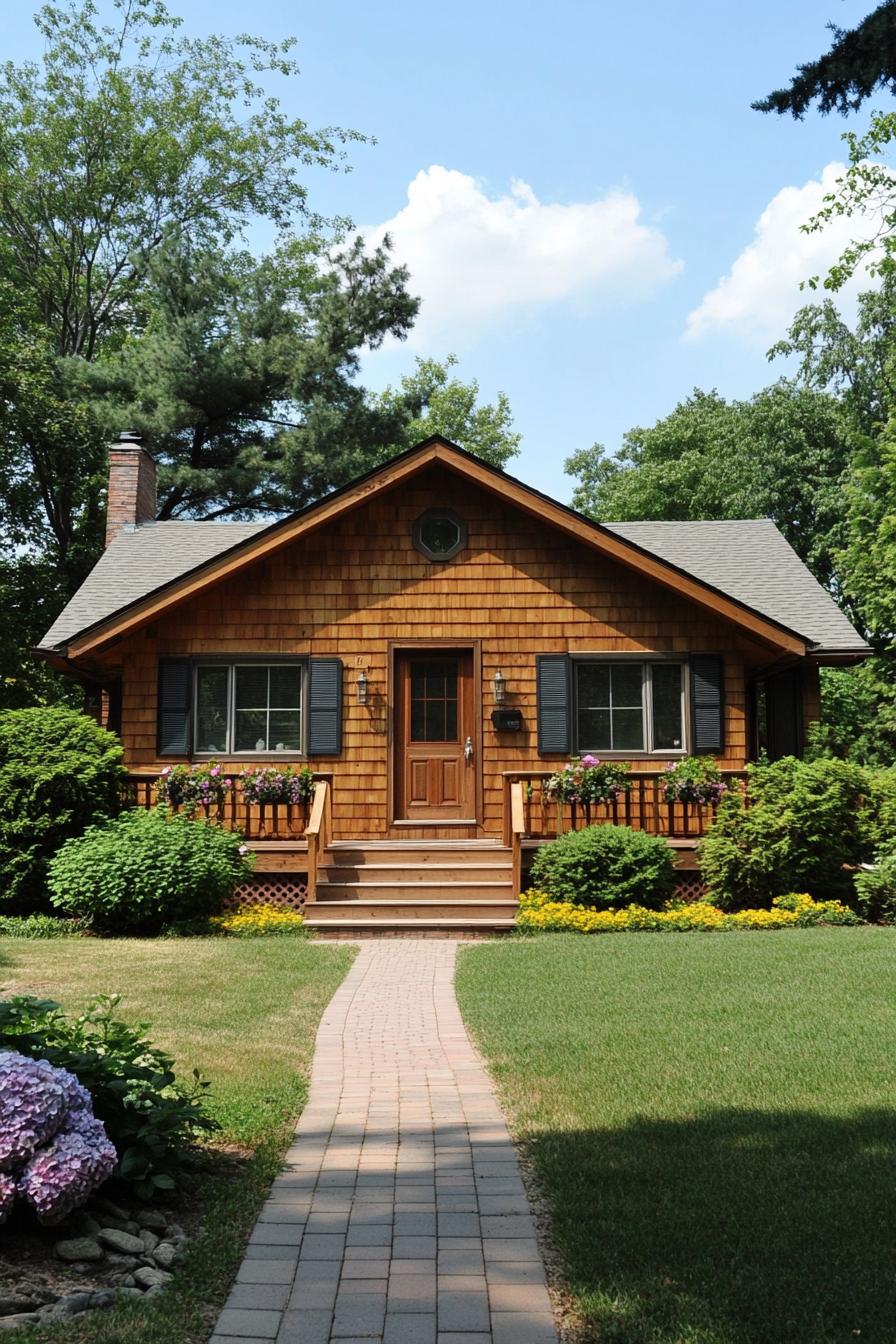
<box><xmin>516</xmin><ymin>890</ymin><xmax>860</xmax><ymax>934</ymax></box>
<box><xmin>210</xmin><ymin>904</ymin><xmax>306</xmax><ymax>937</ymax></box>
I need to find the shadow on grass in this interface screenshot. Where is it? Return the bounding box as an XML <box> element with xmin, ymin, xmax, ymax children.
<box><xmin>531</xmin><ymin>1107</ymin><xmax>896</xmax><ymax>1344</ymax></box>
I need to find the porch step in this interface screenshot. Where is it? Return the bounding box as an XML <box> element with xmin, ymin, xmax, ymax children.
<box><xmin>310</xmin><ymin>837</ymin><xmax>516</xmax><ymax>929</ymax></box>
<box><xmin>321</xmin><ymin>863</ymin><xmax>513</xmax><ymax>883</ymax></box>
<box><xmin>305</xmin><ymin>899</ymin><xmax>519</xmax><ymax>924</ymax></box>
<box><xmin>316</xmin><ymin>880</ymin><xmax>514</xmax><ymax>901</ymax></box>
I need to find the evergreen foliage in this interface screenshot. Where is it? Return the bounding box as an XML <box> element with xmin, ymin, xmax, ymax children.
<box><xmin>0</xmin><ymin>707</ymin><xmax>123</xmax><ymax>910</ymax></box>
<box><xmin>754</xmin><ymin>4</ymin><xmax>896</xmax><ymax>118</ymax></box>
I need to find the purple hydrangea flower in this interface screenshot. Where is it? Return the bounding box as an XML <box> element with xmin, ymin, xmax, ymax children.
<box><xmin>0</xmin><ymin>1051</ymin><xmax>116</xmax><ymax>1225</ymax></box>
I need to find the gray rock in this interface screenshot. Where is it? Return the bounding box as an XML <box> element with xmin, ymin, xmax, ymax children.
<box><xmin>55</xmin><ymin>1236</ymin><xmax>103</xmax><ymax>1263</ymax></box>
<box><xmin>52</xmin><ymin>1292</ymin><xmax>93</xmax><ymax>1317</ymax></box>
<box><xmin>89</xmin><ymin>1291</ymin><xmax>116</xmax><ymax>1310</ymax></box>
<box><xmin>151</xmin><ymin>1241</ymin><xmax>178</xmax><ymax>1269</ymax></box>
<box><xmin>98</xmin><ymin>1227</ymin><xmax>145</xmax><ymax>1255</ymax></box>
<box><xmin>133</xmin><ymin>1266</ymin><xmax>173</xmax><ymax>1290</ymax></box>
<box><xmin>0</xmin><ymin>1298</ymin><xmax>40</xmax><ymax>1317</ymax></box>
<box><xmin>95</xmin><ymin>1198</ymin><xmax>131</xmax><ymax>1222</ymax></box>
<box><xmin>139</xmin><ymin>1229</ymin><xmax>159</xmax><ymax>1253</ymax></box>
<box><xmin>136</xmin><ymin>1209</ymin><xmax>167</xmax><ymax>1232</ymax></box>
<box><xmin>121</xmin><ymin>1275</ymin><xmax>137</xmax><ymax>1289</ymax></box>
<box><xmin>143</xmin><ymin>1283</ymin><xmax>166</xmax><ymax>1300</ymax></box>
<box><xmin>98</xmin><ymin>1215</ymin><xmax>135</xmax><ymax>1234</ymax></box>
<box><xmin>0</xmin><ymin>1314</ymin><xmax>39</xmax><ymax>1331</ymax></box>
<box><xmin>13</xmin><ymin>1282</ymin><xmax>56</xmax><ymax>1305</ymax></box>
<box><xmin>113</xmin><ymin>1286</ymin><xmax>144</xmax><ymax>1300</ymax></box>
<box><xmin>105</xmin><ymin>1253</ymin><xmax>139</xmax><ymax>1269</ymax></box>
<box><xmin>165</xmin><ymin>1223</ymin><xmax>187</xmax><ymax>1241</ymax></box>
<box><xmin>76</xmin><ymin>1213</ymin><xmax>102</xmax><ymax>1237</ymax></box>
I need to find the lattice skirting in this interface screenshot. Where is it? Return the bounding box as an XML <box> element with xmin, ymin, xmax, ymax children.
<box><xmin>674</xmin><ymin>873</ymin><xmax>708</xmax><ymax>902</ymax></box>
<box><xmin>227</xmin><ymin>874</ymin><xmax>308</xmax><ymax>912</ymax></box>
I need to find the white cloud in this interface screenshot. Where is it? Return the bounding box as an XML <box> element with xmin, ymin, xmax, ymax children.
<box><xmin>685</xmin><ymin>161</ymin><xmax>884</xmax><ymax>344</ymax></box>
<box><xmin>365</xmin><ymin>166</ymin><xmax>682</xmax><ymax>345</ymax></box>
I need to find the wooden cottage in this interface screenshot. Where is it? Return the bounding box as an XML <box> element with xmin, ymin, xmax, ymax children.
<box><xmin>37</xmin><ymin>433</ymin><xmax>868</xmax><ymax>932</ymax></box>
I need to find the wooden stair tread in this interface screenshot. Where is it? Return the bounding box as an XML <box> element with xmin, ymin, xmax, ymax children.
<box><xmin>317</xmin><ymin>879</ymin><xmax>512</xmax><ymax>889</ymax></box>
<box><xmin>308</xmin><ymin>899</ymin><xmax>519</xmax><ymax>908</ymax></box>
<box><xmin>305</xmin><ymin>917</ymin><xmax>516</xmax><ymax>928</ymax></box>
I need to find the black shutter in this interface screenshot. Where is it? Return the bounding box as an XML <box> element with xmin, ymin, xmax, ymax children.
<box><xmin>308</xmin><ymin>658</ymin><xmax>343</xmax><ymax>756</ymax></box>
<box><xmin>690</xmin><ymin>655</ymin><xmax>724</xmax><ymax>754</ymax></box>
<box><xmin>157</xmin><ymin>658</ymin><xmax>192</xmax><ymax>755</ymax></box>
<box><xmin>536</xmin><ymin>654</ymin><xmax>571</xmax><ymax>755</ymax></box>
<box><xmin>765</xmin><ymin>669</ymin><xmax>802</xmax><ymax>760</ymax></box>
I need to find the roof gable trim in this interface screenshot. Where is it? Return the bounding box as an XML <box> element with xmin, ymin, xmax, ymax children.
<box><xmin>56</xmin><ymin>437</ymin><xmax>807</xmax><ymax>659</ymax></box>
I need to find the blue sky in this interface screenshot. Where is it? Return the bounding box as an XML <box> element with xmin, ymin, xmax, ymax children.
<box><xmin>6</xmin><ymin>0</ymin><xmax>881</xmax><ymax>499</ymax></box>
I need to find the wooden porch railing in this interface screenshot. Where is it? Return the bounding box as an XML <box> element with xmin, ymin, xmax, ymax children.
<box><xmin>304</xmin><ymin>780</ymin><xmax>332</xmax><ymax>904</ymax></box>
<box><xmin>502</xmin><ymin>769</ymin><xmax>745</xmax><ymax>887</ymax></box>
<box><xmin>121</xmin><ymin>771</ymin><xmax>332</xmax><ymax>842</ymax></box>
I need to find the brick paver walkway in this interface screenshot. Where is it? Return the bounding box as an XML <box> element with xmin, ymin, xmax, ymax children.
<box><xmin>210</xmin><ymin>939</ymin><xmax>558</xmax><ymax>1344</ymax></box>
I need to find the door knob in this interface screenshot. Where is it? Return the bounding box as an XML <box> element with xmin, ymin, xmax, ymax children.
<box><xmin>464</xmin><ymin>736</ymin><xmax>474</xmax><ymax>764</ymax></box>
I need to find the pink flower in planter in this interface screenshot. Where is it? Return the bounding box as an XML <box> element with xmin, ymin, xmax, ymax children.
<box><xmin>580</xmin><ymin>754</ymin><xmax>600</xmax><ymax>767</ymax></box>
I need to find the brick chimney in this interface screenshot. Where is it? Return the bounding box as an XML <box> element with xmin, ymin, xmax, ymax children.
<box><xmin>105</xmin><ymin>431</ymin><xmax>157</xmax><ymax>547</ymax></box>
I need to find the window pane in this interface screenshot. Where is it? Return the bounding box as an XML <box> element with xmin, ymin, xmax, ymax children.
<box><xmin>423</xmin><ymin>700</ymin><xmax>447</xmax><ymax>740</ymax></box>
<box><xmin>652</xmin><ymin>664</ymin><xmax>683</xmax><ymax>749</ymax></box>
<box><xmin>577</xmin><ymin>708</ymin><xmax>611</xmax><ymax>749</ymax></box>
<box><xmin>235</xmin><ymin>709</ymin><xmax>268</xmax><ymax>752</ymax></box>
<box><xmin>196</xmin><ymin>666</ymin><xmax>229</xmax><ymax>753</ymax></box>
<box><xmin>611</xmin><ymin>663</ymin><xmax>643</xmax><ymax>707</ymax></box>
<box><xmin>269</xmin><ymin>711</ymin><xmax>301</xmax><ymax>751</ymax></box>
<box><xmin>612</xmin><ymin>708</ymin><xmax>644</xmax><ymax>750</ymax></box>
<box><xmin>235</xmin><ymin>666</ymin><xmax>268</xmax><ymax>709</ymax></box>
<box><xmin>269</xmin><ymin>665</ymin><xmax>301</xmax><ymax>709</ymax></box>
<box><xmin>577</xmin><ymin>663</ymin><xmax>610</xmax><ymax>707</ymax></box>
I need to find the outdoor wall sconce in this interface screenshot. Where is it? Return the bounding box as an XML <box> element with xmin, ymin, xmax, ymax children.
<box><xmin>356</xmin><ymin>669</ymin><xmax>369</xmax><ymax>706</ymax></box>
<box><xmin>493</xmin><ymin>669</ymin><xmax>507</xmax><ymax>705</ymax></box>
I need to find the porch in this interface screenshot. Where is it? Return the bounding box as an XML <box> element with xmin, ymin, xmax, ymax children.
<box><xmin>123</xmin><ymin>768</ymin><xmax>738</xmax><ymax>929</ymax></box>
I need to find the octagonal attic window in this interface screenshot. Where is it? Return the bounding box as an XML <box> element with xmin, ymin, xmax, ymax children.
<box><xmin>413</xmin><ymin>509</ymin><xmax>467</xmax><ymax>561</ymax></box>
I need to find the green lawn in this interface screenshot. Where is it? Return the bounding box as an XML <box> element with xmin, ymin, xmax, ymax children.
<box><xmin>0</xmin><ymin>936</ymin><xmax>355</xmax><ymax>1343</ymax></box>
<box><xmin>456</xmin><ymin>929</ymin><xmax>896</xmax><ymax>1344</ymax></box>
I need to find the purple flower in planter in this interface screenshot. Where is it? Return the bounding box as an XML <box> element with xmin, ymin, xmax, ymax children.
<box><xmin>0</xmin><ymin>1052</ymin><xmax>116</xmax><ymax>1225</ymax></box>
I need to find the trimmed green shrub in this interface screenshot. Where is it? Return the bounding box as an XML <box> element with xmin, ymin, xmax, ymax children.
<box><xmin>862</xmin><ymin>767</ymin><xmax>896</xmax><ymax>853</ymax></box>
<box><xmin>0</xmin><ymin>994</ymin><xmax>217</xmax><ymax>1201</ymax></box>
<box><xmin>699</xmin><ymin>756</ymin><xmax>869</xmax><ymax>909</ymax></box>
<box><xmin>529</xmin><ymin>823</ymin><xmax>675</xmax><ymax>910</ymax></box>
<box><xmin>854</xmin><ymin>846</ymin><xmax>896</xmax><ymax>924</ymax></box>
<box><xmin>0</xmin><ymin>707</ymin><xmax>123</xmax><ymax>910</ymax></box>
<box><xmin>48</xmin><ymin>807</ymin><xmax>253</xmax><ymax>933</ymax></box>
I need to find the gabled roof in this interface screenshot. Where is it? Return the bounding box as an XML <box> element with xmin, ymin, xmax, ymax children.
<box><xmin>38</xmin><ymin>437</ymin><xmax>867</xmax><ymax>660</ymax></box>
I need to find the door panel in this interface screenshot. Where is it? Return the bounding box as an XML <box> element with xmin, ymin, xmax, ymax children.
<box><xmin>396</xmin><ymin>652</ymin><xmax>475</xmax><ymax>821</ymax></box>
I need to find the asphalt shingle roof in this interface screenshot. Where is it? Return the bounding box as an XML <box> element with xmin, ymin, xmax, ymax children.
<box><xmin>40</xmin><ymin>515</ymin><xmax>868</xmax><ymax>655</ymax></box>
<box><xmin>605</xmin><ymin>519</ymin><xmax>867</xmax><ymax>653</ymax></box>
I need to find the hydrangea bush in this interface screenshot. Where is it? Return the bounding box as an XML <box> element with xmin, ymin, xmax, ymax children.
<box><xmin>0</xmin><ymin>1051</ymin><xmax>116</xmax><ymax>1224</ymax></box>
<box><xmin>240</xmin><ymin>766</ymin><xmax>315</xmax><ymax>806</ymax></box>
<box><xmin>0</xmin><ymin>995</ymin><xmax>216</xmax><ymax>1202</ymax></box>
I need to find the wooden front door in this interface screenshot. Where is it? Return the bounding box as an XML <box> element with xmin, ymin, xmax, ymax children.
<box><xmin>395</xmin><ymin>652</ymin><xmax>475</xmax><ymax>821</ymax></box>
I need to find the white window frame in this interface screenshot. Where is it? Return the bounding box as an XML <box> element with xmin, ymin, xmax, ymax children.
<box><xmin>193</xmin><ymin>660</ymin><xmax>307</xmax><ymax>758</ymax></box>
<box><xmin>572</xmin><ymin>656</ymin><xmax>688</xmax><ymax>757</ymax></box>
